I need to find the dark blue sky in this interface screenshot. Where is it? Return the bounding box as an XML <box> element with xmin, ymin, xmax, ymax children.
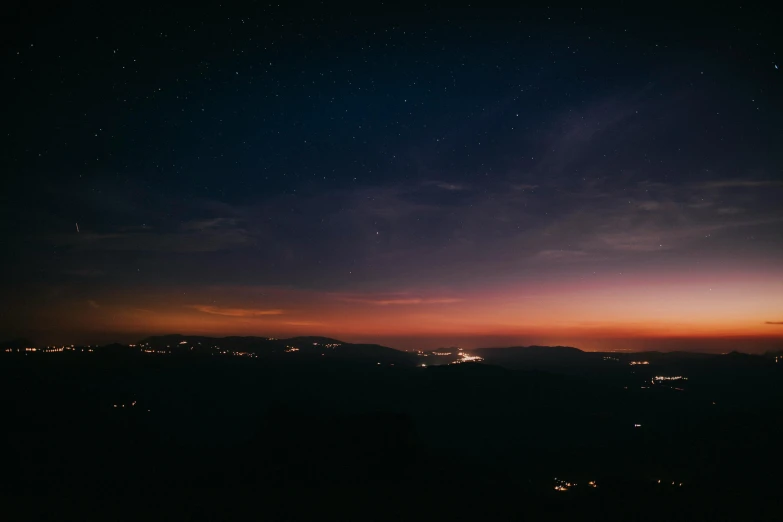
<box><xmin>2</xmin><ymin>6</ymin><xmax>782</xmax><ymax>349</ymax></box>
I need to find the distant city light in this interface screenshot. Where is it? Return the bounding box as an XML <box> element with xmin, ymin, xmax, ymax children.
<box><xmin>450</xmin><ymin>352</ymin><xmax>484</xmax><ymax>364</ymax></box>
<box><xmin>553</xmin><ymin>478</ymin><xmax>577</xmax><ymax>491</ymax></box>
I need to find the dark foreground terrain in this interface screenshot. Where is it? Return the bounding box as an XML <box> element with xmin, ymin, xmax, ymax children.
<box><xmin>2</xmin><ymin>337</ymin><xmax>782</xmax><ymax>520</ymax></box>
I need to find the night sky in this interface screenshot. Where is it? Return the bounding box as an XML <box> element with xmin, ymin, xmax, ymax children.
<box><xmin>3</xmin><ymin>6</ymin><xmax>782</xmax><ymax>351</ymax></box>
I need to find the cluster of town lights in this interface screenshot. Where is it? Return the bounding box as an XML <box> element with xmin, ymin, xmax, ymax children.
<box><xmin>554</xmin><ymin>478</ymin><xmax>597</xmax><ymax>492</ymax></box>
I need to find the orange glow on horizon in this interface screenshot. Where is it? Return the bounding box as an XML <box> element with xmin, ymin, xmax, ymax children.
<box><xmin>26</xmin><ymin>267</ymin><xmax>782</xmax><ymax>351</ymax></box>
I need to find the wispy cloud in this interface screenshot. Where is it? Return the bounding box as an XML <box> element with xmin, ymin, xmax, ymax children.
<box><xmin>591</xmin><ymin>232</ymin><xmax>672</xmax><ymax>252</ymax></box>
<box><xmin>180</xmin><ymin>217</ymin><xmax>238</xmax><ymax>231</ymax></box>
<box><xmin>429</xmin><ymin>181</ymin><xmax>467</xmax><ymax>191</ymax></box>
<box><xmin>697</xmin><ymin>180</ymin><xmax>783</xmax><ymax>189</ymax></box>
<box><xmin>526</xmin><ymin>94</ymin><xmax>646</xmax><ymax>181</ymax></box>
<box><xmin>56</xmin><ymin>218</ymin><xmax>253</xmax><ymax>253</ymax></box>
<box><xmin>637</xmin><ymin>201</ymin><xmax>661</xmax><ymax>211</ymax></box>
<box><xmin>339</xmin><ymin>295</ymin><xmax>464</xmax><ymax>306</ymax></box>
<box><xmin>189</xmin><ymin>305</ymin><xmax>284</xmax><ymax>317</ymax></box>
<box><xmin>29</xmin><ymin>90</ymin><xmax>783</xmax><ymax>298</ymax></box>
<box><xmin>765</xmin><ymin>321</ymin><xmax>783</xmax><ymax>325</ymax></box>
<box><xmin>88</xmin><ymin>300</ymin><xmax>100</xmax><ymax>309</ymax></box>
<box><xmin>581</xmin><ymin>217</ymin><xmax>783</xmax><ymax>253</ymax></box>
<box><xmin>537</xmin><ymin>170</ymin><xmax>783</xmax><ymax>257</ymax></box>
<box><xmin>533</xmin><ymin>249</ymin><xmax>588</xmax><ymax>261</ymax></box>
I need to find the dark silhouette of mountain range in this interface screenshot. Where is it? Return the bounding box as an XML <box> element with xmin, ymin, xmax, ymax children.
<box><xmin>4</xmin><ymin>334</ymin><xmax>779</xmax><ymax>370</ymax></box>
<box><xmin>475</xmin><ymin>345</ymin><xmax>584</xmax><ymax>362</ymax></box>
<box><xmin>137</xmin><ymin>334</ymin><xmax>419</xmax><ymax>366</ymax></box>
<box><xmin>2</xmin><ymin>333</ymin><xmax>783</xmax><ymax>519</ymax></box>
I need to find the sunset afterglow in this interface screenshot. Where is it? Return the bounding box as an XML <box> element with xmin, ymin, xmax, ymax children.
<box><xmin>3</xmin><ymin>6</ymin><xmax>782</xmax><ymax>353</ymax></box>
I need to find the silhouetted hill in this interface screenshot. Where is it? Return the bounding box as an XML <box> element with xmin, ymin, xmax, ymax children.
<box><xmin>0</xmin><ymin>338</ymin><xmax>35</xmax><ymax>350</ymax></box>
<box><xmin>710</xmin><ymin>350</ymin><xmax>770</xmax><ymax>368</ymax></box>
<box><xmin>140</xmin><ymin>334</ymin><xmax>269</xmax><ymax>348</ymax></box>
<box><xmin>321</xmin><ymin>343</ymin><xmax>417</xmax><ymax>365</ymax></box>
<box><xmin>474</xmin><ymin>345</ymin><xmax>587</xmax><ymax>368</ymax></box>
<box><xmin>425</xmin><ymin>360</ymin><xmax>511</xmax><ymax>378</ymax></box>
<box><xmin>100</xmin><ymin>342</ymin><xmax>136</xmax><ymax>354</ymax></box>
<box><xmin>469</xmin><ymin>346</ymin><xmax>755</xmax><ymax>373</ymax></box>
<box><xmin>285</xmin><ymin>336</ymin><xmax>345</xmax><ymax>345</ymax></box>
<box><xmin>136</xmin><ymin>334</ymin><xmax>417</xmax><ymax>366</ymax></box>
<box><xmin>621</xmin><ymin>351</ymin><xmax>714</xmax><ymax>362</ymax></box>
